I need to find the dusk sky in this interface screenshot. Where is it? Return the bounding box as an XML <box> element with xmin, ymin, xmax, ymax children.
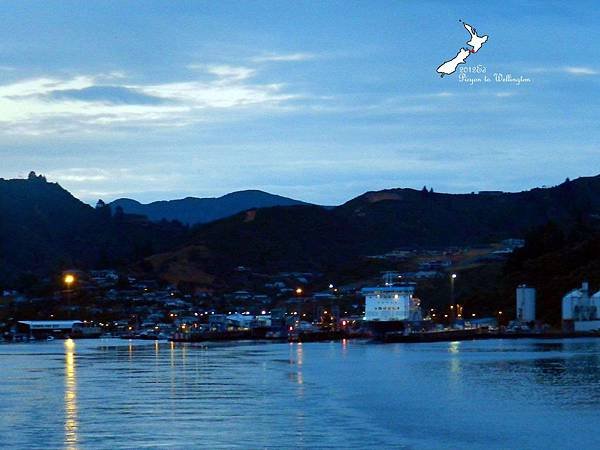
<box><xmin>1</xmin><ymin>0</ymin><xmax>599</xmax><ymax>204</ymax></box>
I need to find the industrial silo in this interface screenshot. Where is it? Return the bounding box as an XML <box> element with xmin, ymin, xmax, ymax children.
<box><xmin>516</xmin><ymin>285</ymin><xmax>536</xmax><ymax>322</ymax></box>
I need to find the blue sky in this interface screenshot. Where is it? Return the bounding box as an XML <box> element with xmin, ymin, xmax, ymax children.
<box><xmin>1</xmin><ymin>0</ymin><xmax>599</xmax><ymax>204</ymax></box>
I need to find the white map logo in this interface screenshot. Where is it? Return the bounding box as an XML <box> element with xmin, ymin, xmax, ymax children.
<box><xmin>437</xmin><ymin>20</ymin><xmax>488</xmax><ymax>77</ymax></box>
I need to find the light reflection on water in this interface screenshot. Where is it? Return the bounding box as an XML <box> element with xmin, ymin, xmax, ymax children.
<box><xmin>64</xmin><ymin>339</ymin><xmax>78</xmax><ymax>450</ymax></box>
<box><xmin>2</xmin><ymin>338</ymin><xmax>600</xmax><ymax>449</ymax></box>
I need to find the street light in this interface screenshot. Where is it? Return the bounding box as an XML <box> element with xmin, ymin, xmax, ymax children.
<box><xmin>64</xmin><ymin>274</ymin><xmax>75</xmax><ymax>289</ymax></box>
<box><xmin>295</xmin><ymin>287</ymin><xmax>303</xmax><ymax>295</ymax></box>
<box><xmin>450</xmin><ymin>273</ymin><xmax>457</xmax><ymax>323</ymax></box>
<box><xmin>63</xmin><ymin>273</ymin><xmax>75</xmax><ymax>319</ymax></box>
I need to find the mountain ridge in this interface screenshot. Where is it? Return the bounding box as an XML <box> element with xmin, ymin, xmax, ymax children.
<box><xmin>140</xmin><ymin>174</ymin><xmax>600</xmax><ymax>284</ymax></box>
<box><xmin>2</xmin><ymin>173</ymin><xmax>600</xmax><ymax>288</ymax></box>
<box><xmin>109</xmin><ymin>189</ymin><xmax>310</xmax><ymax>225</ymax></box>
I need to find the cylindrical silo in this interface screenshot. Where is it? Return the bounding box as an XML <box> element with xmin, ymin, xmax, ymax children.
<box><xmin>516</xmin><ymin>285</ymin><xmax>536</xmax><ymax>322</ymax></box>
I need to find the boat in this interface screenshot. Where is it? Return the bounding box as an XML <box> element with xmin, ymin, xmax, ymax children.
<box><xmin>361</xmin><ymin>272</ymin><xmax>425</xmax><ymax>338</ymax></box>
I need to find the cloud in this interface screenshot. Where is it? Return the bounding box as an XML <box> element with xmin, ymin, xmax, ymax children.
<box><xmin>251</xmin><ymin>52</ymin><xmax>316</xmax><ymax>63</ymax></box>
<box><xmin>529</xmin><ymin>66</ymin><xmax>598</xmax><ymax>76</ymax></box>
<box><xmin>0</xmin><ymin>63</ymin><xmax>304</xmax><ymax>135</ymax></box>
<box><xmin>188</xmin><ymin>64</ymin><xmax>257</xmax><ymax>81</ymax></box>
<box><xmin>563</xmin><ymin>66</ymin><xmax>598</xmax><ymax>76</ymax></box>
<box><xmin>46</xmin><ymin>167</ymin><xmax>173</xmax><ymax>184</ymax></box>
<box><xmin>46</xmin><ymin>85</ymin><xmax>167</xmax><ymax>105</ymax></box>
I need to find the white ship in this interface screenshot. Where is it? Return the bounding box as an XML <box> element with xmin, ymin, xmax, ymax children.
<box><xmin>362</xmin><ymin>272</ymin><xmax>423</xmax><ymax>335</ymax></box>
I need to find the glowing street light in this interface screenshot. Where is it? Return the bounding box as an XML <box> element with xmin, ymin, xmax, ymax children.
<box><xmin>295</xmin><ymin>287</ymin><xmax>303</xmax><ymax>295</ymax></box>
<box><xmin>450</xmin><ymin>273</ymin><xmax>457</xmax><ymax>322</ymax></box>
<box><xmin>64</xmin><ymin>274</ymin><xmax>75</xmax><ymax>289</ymax></box>
<box><xmin>63</xmin><ymin>273</ymin><xmax>76</xmax><ymax>318</ymax></box>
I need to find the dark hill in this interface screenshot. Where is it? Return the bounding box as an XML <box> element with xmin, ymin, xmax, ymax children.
<box><xmin>422</xmin><ymin>222</ymin><xmax>600</xmax><ymax>326</ymax></box>
<box><xmin>3</xmin><ymin>173</ymin><xmax>600</xmax><ymax>290</ymax></box>
<box><xmin>109</xmin><ymin>190</ymin><xmax>309</xmax><ymax>225</ymax></box>
<box><xmin>144</xmin><ymin>175</ymin><xmax>600</xmax><ymax>284</ymax></box>
<box><xmin>0</xmin><ymin>174</ymin><xmax>187</xmax><ymax>285</ymax></box>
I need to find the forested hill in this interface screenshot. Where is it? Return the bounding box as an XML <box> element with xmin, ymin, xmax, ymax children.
<box><xmin>2</xmin><ymin>172</ymin><xmax>600</xmax><ymax>288</ymax></box>
<box><xmin>142</xmin><ymin>175</ymin><xmax>600</xmax><ymax>283</ymax></box>
<box><xmin>0</xmin><ymin>173</ymin><xmax>187</xmax><ymax>285</ymax></box>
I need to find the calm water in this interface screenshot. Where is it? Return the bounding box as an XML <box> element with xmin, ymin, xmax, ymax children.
<box><xmin>1</xmin><ymin>338</ymin><xmax>600</xmax><ymax>449</ymax></box>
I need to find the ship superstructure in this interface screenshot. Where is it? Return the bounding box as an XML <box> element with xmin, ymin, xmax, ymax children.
<box><xmin>362</xmin><ymin>272</ymin><xmax>423</xmax><ymax>335</ymax></box>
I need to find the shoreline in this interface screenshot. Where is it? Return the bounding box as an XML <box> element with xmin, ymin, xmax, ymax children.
<box><xmin>5</xmin><ymin>330</ymin><xmax>600</xmax><ymax>346</ymax></box>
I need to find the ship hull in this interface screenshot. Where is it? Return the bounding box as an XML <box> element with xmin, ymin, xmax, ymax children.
<box><xmin>364</xmin><ymin>320</ymin><xmax>435</xmax><ymax>339</ymax></box>
<box><xmin>364</xmin><ymin>320</ymin><xmax>408</xmax><ymax>337</ymax></box>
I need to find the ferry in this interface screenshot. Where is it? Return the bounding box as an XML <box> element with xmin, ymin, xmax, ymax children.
<box><xmin>362</xmin><ymin>272</ymin><xmax>424</xmax><ymax>337</ymax></box>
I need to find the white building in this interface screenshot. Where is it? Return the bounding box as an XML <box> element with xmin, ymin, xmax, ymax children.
<box><xmin>14</xmin><ymin>320</ymin><xmax>102</xmax><ymax>339</ymax></box>
<box><xmin>516</xmin><ymin>285</ymin><xmax>536</xmax><ymax>322</ymax></box>
<box><xmin>562</xmin><ymin>282</ymin><xmax>600</xmax><ymax>331</ymax></box>
<box><xmin>226</xmin><ymin>313</ymin><xmax>254</xmax><ymax>329</ymax></box>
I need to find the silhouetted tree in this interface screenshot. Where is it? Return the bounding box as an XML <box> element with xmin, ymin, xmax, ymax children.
<box><xmin>27</xmin><ymin>171</ymin><xmax>46</xmax><ymax>182</ymax></box>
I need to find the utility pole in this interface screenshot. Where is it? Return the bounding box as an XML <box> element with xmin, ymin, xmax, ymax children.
<box><xmin>450</xmin><ymin>273</ymin><xmax>457</xmax><ymax>325</ymax></box>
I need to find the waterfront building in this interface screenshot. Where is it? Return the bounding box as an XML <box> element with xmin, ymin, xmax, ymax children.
<box><xmin>227</xmin><ymin>313</ymin><xmax>254</xmax><ymax>329</ymax></box>
<box><xmin>208</xmin><ymin>314</ymin><xmax>229</xmax><ymax>332</ymax></box>
<box><xmin>516</xmin><ymin>285</ymin><xmax>536</xmax><ymax>322</ymax></box>
<box><xmin>562</xmin><ymin>282</ymin><xmax>600</xmax><ymax>332</ymax></box>
<box><xmin>14</xmin><ymin>320</ymin><xmax>101</xmax><ymax>339</ymax></box>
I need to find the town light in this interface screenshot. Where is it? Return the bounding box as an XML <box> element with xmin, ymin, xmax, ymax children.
<box><xmin>64</xmin><ymin>274</ymin><xmax>75</xmax><ymax>287</ymax></box>
<box><xmin>295</xmin><ymin>287</ymin><xmax>303</xmax><ymax>295</ymax></box>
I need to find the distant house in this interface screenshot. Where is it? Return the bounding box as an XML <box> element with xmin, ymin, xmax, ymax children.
<box><xmin>231</xmin><ymin>290</ymin><xmax>252</xmax><ymax>300</ymax></box>
<box><xmin>502</xmin><ymin>238</ymin><xmax>525</xmax><ymax>249</ymax></box>
<box><xmin>418</xmin><ymin>260</ymin><xmax>451</xmax><ymax>271</ymax></box>
<box><xmin>313</xmin><ymin>292</ymin><xmax>335</xmax><ymax>300</ymax></box>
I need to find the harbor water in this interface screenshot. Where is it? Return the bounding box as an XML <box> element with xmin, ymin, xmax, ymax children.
<box><xmin>1</xmin><ymin>338</ymin><xmax>600</xmax><ymax>449</ymax></box>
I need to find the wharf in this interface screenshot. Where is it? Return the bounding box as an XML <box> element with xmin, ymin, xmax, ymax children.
<box><xmin>382</xmin><ymin>329</ymin><xmax>600</xmax><ymax>343</ymax></box>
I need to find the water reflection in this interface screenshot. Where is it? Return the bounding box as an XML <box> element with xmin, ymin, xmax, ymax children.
<box><xmin>341</xmin><ymin>338</ymin><xmax>348</xmax><ymax>357</ymax></box>
<box><xmin>448</xmin><ymin>341</ymin><xmax>462</xmax><ymax>375</ymax></box>
<box><xmin>288</xmin><ymin>344</ymin><xmax>304</xmax><ymax>389</ymax></box>
<box><xmin>64</xmin><ymin>339</ymin><xmax>78</xmax><ymax>450</ymax></box>
<box><xmin>6</xmin><ymin>339</ymin><xmax>600</xmax><ymax>449</ymax></box>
